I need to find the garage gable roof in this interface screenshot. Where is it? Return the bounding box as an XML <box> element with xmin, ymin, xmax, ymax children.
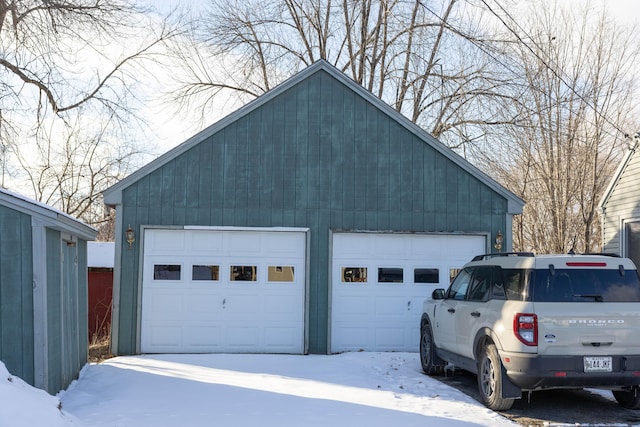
<box><xmin>104</xmin><ymin>60</ymin><xmax>523</xmax><ymax>214</ymax></box>
<box><xmin>0</xmin><ymin>188</ymin><xmax>97</xmax><ymax>240</ymax></box>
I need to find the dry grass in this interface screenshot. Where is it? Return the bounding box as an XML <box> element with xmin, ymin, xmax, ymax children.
<box><xmin>88</xmin><ymin>333</ymin><xmax>113</xmax><ymax>363</ymax></box>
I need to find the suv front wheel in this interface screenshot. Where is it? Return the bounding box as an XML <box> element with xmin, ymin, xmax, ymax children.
<box><xmin>420</xmin><ymin>322</ymin><xmax>443</xmax><ymax>375</ymax></box>
<box><xmin>477</xmin><ymin>344</ymin><xmax>514</xmax><ymax>411</ymax></box>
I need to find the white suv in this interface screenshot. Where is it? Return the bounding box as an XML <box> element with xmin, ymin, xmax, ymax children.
<box><xmin>420</xmin><ymin>252</ymin><xmax>640</xmax><ymax>411</ymax></box>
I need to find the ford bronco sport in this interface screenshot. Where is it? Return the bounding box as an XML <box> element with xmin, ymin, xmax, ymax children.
<box><xmin>420</xmin><ymin>252</ymin><xmax>640</xmax><ymax>411</ymax></box>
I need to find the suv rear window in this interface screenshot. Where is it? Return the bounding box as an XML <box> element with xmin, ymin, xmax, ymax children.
<box><xmin>532</xmin><ymin>268</ymin><xmax>640</xmax><ymax>302</ymax></box>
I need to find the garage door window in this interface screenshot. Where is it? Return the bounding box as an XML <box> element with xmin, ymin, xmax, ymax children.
<box><xmin>154</xmin><ymin>264</ymin><xmax>181</xmax><ymax>280</ymax></box>
<box><xmin>192</xmin><ymin>265</ymin><xmax>220</xmax><ymax>281</ymax></box>
<box><xmin>231</xmin><ymin>265</ymin><xmax>257</xmax><ymax>281</ymax></box>
<box><xmin>414</xmin><ymin>268</ymin><xmax>439</xmax><ymax>284</ymax></box>
<box><xmin>268</xmin><ymin>266</ymin><xmax>295</xmax><ymax>282</ymax></box>
<box><xmin>378</xmin><ymin>267</ymin><xmax>403</xmax><ymax>283</ymax></box>
<box><xmin>342</xmin><ymin>267</ymin><xmax>367</xmax><ymax>283</ymax></box>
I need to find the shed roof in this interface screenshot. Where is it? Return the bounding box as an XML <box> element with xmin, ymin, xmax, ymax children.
<box><xmin>104</xmin><ymin>60</ymin><xmax>523</xmax><ymax>214</ymax></box>
<box><xmin>0</xmin><ymin>188</ymin><xmax>96</xmax><ymax>240</ymax></box>
<box><xmin>87</xmin><ymin>241</ymin><xmax>115</xmax><ymax>268</ymax></box>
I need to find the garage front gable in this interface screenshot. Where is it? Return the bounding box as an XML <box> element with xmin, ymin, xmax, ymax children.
<box><xmin>104</xmin><ymin>60</ymin><xmax>523</xmax><ymax>356</ymax></box>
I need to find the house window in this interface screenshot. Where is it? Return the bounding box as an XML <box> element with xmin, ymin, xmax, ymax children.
<box><xmin>154</xmin><ymin>264</ymin><xmax>181</xmax><ymax>280</ymax></box>
<box><xmin>626</xmin><ymin>221</ymin><xmax>640</xmax><ymax>271</ymax></box>
<box><xmin>268</xmin><ymin>266</ymin><xmax>295</xmax><ymax>282</ymax></box>
<box><xmin>414</xmin><ymin>268</ymin><xmax>439</xmax><ymax>284</ymax></box>
<box><xmin>378</xmin><ymin>267</ymin><xmax>403</xmax><ymax>283</ymax></box>
<box><xmin>341</xmin><ymin>267</ymin><xmax>367</xmax><ymax>283</ymax></box>
<box><xmin>449</xmin><ymin>268</ymin><xmax>461</xmax><ymax>284</ymax></box>
<box><xmin>230</xmin><ymin>265</ymin><xmax>257</xmax><ymax>281</ymax></box>
<box><xmin>192</xmin><ymin>265</ymin><xmax>220</xmax><ymax>281</ymax></box>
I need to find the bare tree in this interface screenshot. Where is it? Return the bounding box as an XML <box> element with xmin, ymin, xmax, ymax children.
<box><xmin>162</xmin><ymin>0</ymin><xmax>640</xmax><ymax>254</ymax></box>
<box><xmin>9</xmin><ymin>108</ymin><xmax>139</xmax><ymax>227</ymax></box>
<box><xmin>479</xmin><ymin>0</ymin><xmax>639</xmax><ymax>253</ymax></box>
<box><xmin>0</xmin><ymin>0</ymin><xmax>182</xmax><ymax>235</ymax></box>
<box><xmin>165</xmin><ymin>0</ymin><xmax>518</xmax><ymax>149</ymax></box>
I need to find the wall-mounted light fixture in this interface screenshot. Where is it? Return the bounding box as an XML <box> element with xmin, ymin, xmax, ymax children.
<box><xmin>494</xmin><ymin>231</ymin><xmax>503</xmax><ymax>252</ymax></box>
<box><xmin>125</xmin><ymin>225</ymin><xmax>136</xmax><ymax>249</ymax></box>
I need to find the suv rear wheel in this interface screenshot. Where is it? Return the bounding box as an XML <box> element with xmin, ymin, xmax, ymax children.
<box><xmin>613</xmin><ymin>386</ymin><xmax>640</xmax><ymax>409</ymax></box>
<box><xmin>477</xmin><ymin>344</ymin><xmax>514</xmax><ymax>411</ymax></box>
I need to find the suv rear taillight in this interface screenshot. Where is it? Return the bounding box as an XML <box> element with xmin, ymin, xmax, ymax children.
<box><xmin>514</xmin><ymin>313</ymin><xmax>538</xmax><ymax>346</ymax></box>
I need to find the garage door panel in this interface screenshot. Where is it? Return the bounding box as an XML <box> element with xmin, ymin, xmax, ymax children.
<box><xmin>331</xmin><ymin>325</ymin><xmax>369</xmax><ymax>349</ymax></box>
<box><xmin>184</xmin><ymin>326</ymin><xmax>222</xmax><ymax>347</ymax></box>
<box><xmin>264</xmin><ymin>327</ymin><xmax>299</xmax><ymax>347</ymax></box>
<box><xmin>334</xmin><ymin>234</ymin><xmax>371</xmax><ymax>257</ymax></box>
<box><xmin>374</xmin><ymin>236</ymin><xmax>410</xmax><ymax>258</ymax></box>
<box><xmin>222</xmin><ymin>295</ymin><xmax>261</xmax><ymax>315</ymax></box>
<box><xmin>147</xmin><ymin>325</ymin><xmax>182</xmax><ymax>347</ymax></box>
<box><xmin>374</xmin><ymin>296</ymin><xmax>409</xmax><ymax>316</ymax></box>
<box><xmin>264</xmin><ymin>233</ymin><xmax>305</xmax><ymax>256</ymax></box>
<box><xmin>141</xmin><ymin>228</ymin><xmax>306</xmax><ymax>354</ymax></box>
<box><xmin>331</xmin><ymin>232</ymin><xmax>485</xmax><ymax>353</ymax></box>
<box><xmin>184</xmin><ymin>294</ymin><xmax>222</xmax><ymax>317</ymax></box>
<box><xmin>227</xmin><ymin>326</ymin><xmax>260</xmax><ymax>347</ymax></box>
<box><xmin>191</xmin><ymin>232</ymin><xmax>224</xmax><ymax>253</ymax></box>
<box><xmin>229</xmin><ymin>233</ymin><xmax>261</xmax><ymax>255</ymax></box>
<box><xmin>146</xmin><ymin>292</ymin><xmax>183</xmax><ymax>319</ymax></box>
<box><xmin>264</xmin><ymin>295</ymin><xmax>300</xmax><ymax>315</ymax></box>
<box><xmin>375</xmin><ymin>326</ymin><xmax>405</xmax><ymax>348</ymax></box>
<box><xmin>148</xmin><ymin>230</ymin><xmax>186</xmax><ymax>252</ymax></box>
<box><xmin>333</xmin><ymin>295</ymin><xmax>370</xmax><ymax>316</ymax></box>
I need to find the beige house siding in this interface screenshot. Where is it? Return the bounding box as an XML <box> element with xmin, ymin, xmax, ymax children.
<box><xmin>601</xmin><ymin>145</ymin><xmax>640</xmax><ymax>256</ymax></box>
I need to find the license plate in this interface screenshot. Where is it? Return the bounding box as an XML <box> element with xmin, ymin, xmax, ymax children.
<box><xmin>584</xmin><ymin>356</ymin><xmax>612</xmax><ymax>372</ymax></box>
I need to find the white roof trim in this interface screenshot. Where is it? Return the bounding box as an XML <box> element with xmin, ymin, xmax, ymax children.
<box><xmin>0</xmin><ymin>187</ymin><xmax>96</xmax><ymax>240</ymax></box>
<box><xmin>103</xmin><ymin>60</ymin><xmax>523</xmax><ymax>214</ymax></box>
<box><xmin>599</xmin><ymin>140</ymin><xmax>638</xmax><ymax>210</ymax></box>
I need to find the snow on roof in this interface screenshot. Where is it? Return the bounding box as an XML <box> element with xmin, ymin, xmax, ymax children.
<box><xmin>87</xmin><ymin>241</ymin><xmax>115</xmax><ymax>268</ymax></box>
<box><xmin>0</xmin><ymin>187</ymin><xmax>96</xmax><ymax>240</ymax></box>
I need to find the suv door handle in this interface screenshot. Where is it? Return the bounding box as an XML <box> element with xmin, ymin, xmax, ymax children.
<box><xmin>470</xmin><ymin>311</ymin><xmax>481</xmax><ymax>317</ymax></box>
<box><xmin>448</xmin><ymin>308</ymin><xmax>455</xmax><ymax>313</ymax></box>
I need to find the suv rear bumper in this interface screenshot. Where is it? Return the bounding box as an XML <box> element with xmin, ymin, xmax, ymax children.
<box><xmin>501</xmin><ymin>352</ymin><xmax>640</xmax><ymax>390</ymax></box>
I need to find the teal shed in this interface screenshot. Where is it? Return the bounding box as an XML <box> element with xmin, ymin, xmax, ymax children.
<box><xmin>0</xmin><ymin>188</ymin><xmax>96</xmax><ymax>393</ymax></box>
<box><xmin>103</xmin><ymin>61</ymin><xmax>523</xmax><ymax>356</ymax></box>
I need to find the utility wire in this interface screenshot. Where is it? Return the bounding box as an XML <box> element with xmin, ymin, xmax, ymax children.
<box><xmin>423</xmin><ymin>0</ymin><xmax>634</xmax><ymax>141</ymax></box>
<box><xmin>480</xmin><ymin>0</ymin><xmax>633</xmax><ymax>140</ymax></box>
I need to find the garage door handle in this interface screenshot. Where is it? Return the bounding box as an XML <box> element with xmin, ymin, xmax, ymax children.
<box><xmin>448</xmin><ymin>308</ymin><xmax>455</xmax><ymax>313</ymax></box>
<box><xmin>470</xmin><ymin>311</ymin><xmax>480</xmax><ymax>317</ymax></box>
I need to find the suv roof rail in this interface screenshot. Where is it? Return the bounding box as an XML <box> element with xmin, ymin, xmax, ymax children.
<box><xmin>471</xmin><ymin>252</ymin><xmax>535</xmax><ymax>261</ymax></box>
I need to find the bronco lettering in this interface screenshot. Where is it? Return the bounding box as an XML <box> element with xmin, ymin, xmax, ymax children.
<box><xmin>568</xmin><ymin>319</ymin><xmax>624</xmax><ymax>324</ymax></box>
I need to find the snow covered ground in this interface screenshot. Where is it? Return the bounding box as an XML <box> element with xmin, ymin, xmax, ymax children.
<box><xmin>3</xmin><ymin>352</ymin><xmax>517</xmax><ymax>426</ymax></box>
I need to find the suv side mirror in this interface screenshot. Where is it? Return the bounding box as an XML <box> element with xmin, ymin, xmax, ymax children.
<box><xmin>432</xmin><ymin>288</ymin><xmax>445</xmax><ymax>300</ymax></box>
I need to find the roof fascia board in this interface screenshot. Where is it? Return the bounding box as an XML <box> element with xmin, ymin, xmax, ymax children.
<box><xmin>0</xmin><ymin>189</ymin><xmax>96</xmax><ymax>240</ymax></box>
<box><xmin>599</xmin><ymin>141</ymin><xmax>637</xmax><ymax>210</ymax></box>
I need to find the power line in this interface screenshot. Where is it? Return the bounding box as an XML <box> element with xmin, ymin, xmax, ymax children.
<box><xmin>480</xmin><ymin>0</ymin><xmax>633</xmax><ymax>139</ymax></box>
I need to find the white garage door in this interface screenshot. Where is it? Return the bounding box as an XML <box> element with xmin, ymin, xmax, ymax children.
<box><xmin>330</xmin><ymin>232</ymin><xmax>485</xmax><ymax>353</ymax></box>
<box><xmin>141</xmin><ymin>227</ymin><xmax>307</xmax><ymax>354</ymax></box>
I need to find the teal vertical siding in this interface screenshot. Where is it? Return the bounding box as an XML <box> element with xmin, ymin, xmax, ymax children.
<box><xmin>46</xmin><ymin>228</ymin><xmax>62</xmax><ymax>392</ymax></box>
<box><xmin>45</xmin><ymin>230</ymin><xmax>88</xmax><ymax>393</ymax></box>
<box><xmin>77</xmin><ymin>240</ymin><xmax>88</xmax><ymax>366</ymax></box>
<box><xmin>116</xmin><ymin>69</ymin><xmax>508</xmax><ymax>354</ymax></box>
<box><xmin>0</xmin><ymin>205</ymin><xmax>34</xmax><ymax>383</ymax></box>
